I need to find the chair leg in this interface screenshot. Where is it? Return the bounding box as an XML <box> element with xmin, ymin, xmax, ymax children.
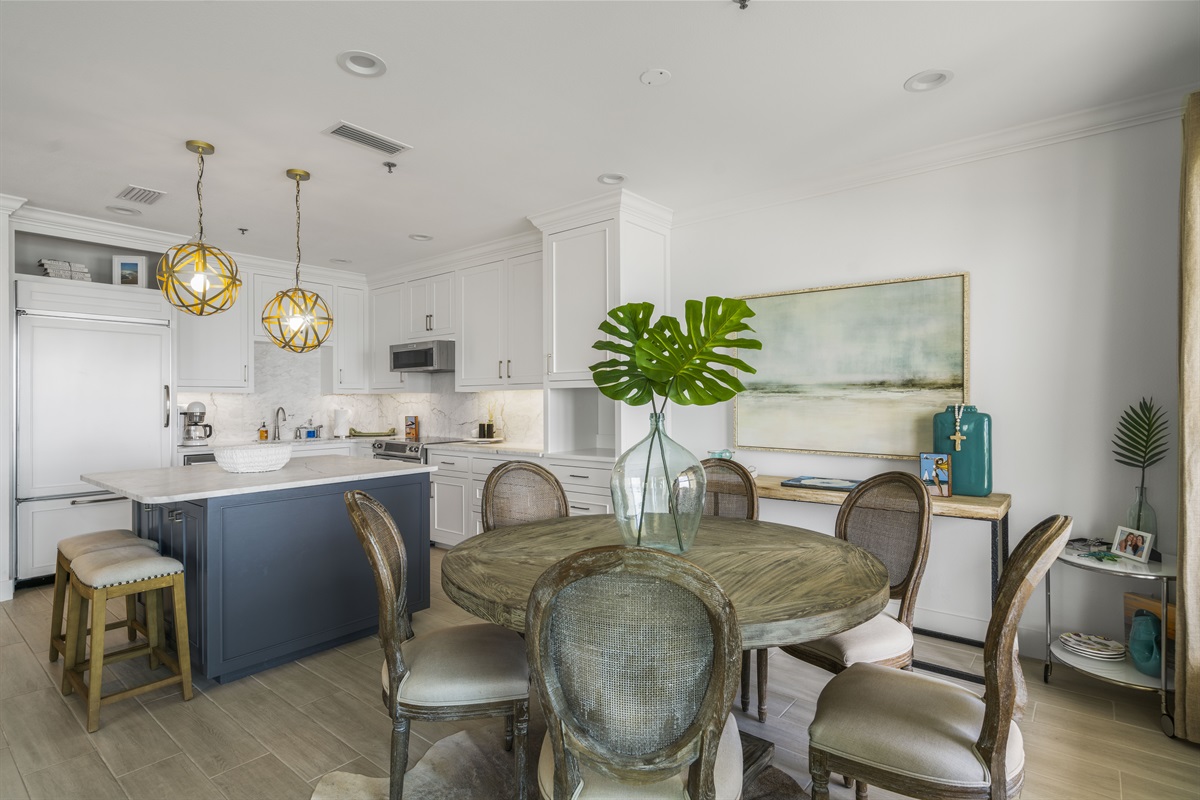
<box><xmin>49</xmin><ymin>556</ymin><xmax>69</xmax><ymax>662</ymax></box>
<box><xmin>513</xmin><ymin>700</ymin><xmax>529</xmax><ymax>800</ymax></box>
<box><xmin>505</xmin><ymin>713</ymin><xmax>514</xmax><ymax>751</ymax></box>
<box><xmin>740</xmin><ymin>650</ymin><xmax>750</xmax><ymax>712</ymax></box>
<box><xmin>390</xmin><ymin>716</ymin><xmax>410</xmax><ymax>800</ymax></box>
<box><xmin>855</xmin><ymin>779</ymin><xmax>868</xmax><ymax>799</ymax></box>
<box><xmin>171</xmin><ymin>576</ymin><xmax>193</xmax><ymax>701</ymax></box>
<box><xmin>810</xmin><ymin>749</ymin><xmax>831</xmax><ymax>800</ymax></box>
<box><xmin>756</xmin><ymin>648</ymin><xmax>768</xmax><ymax>722</ymax></box>
<box><xmin>61</xmin><ymin>587</ymin><xmax>83</xmax><ymax>695</ymax></box>
<box><xmin>843</xmin><ymin>774</ymin><xmax>853</xmax><ymax>787</ymax></box>
<box><xmin>85</xmin><ymin>587</ymin><xmax>108</xmax><ymax>733</ymax></box>
<box><xmin>125</xmin><ymin>595</ymin><xmax>138</xmax><ymax>641</ymax></box>
<box><xmin>146</xmin><ymin>587</ymin><xmax>161</xmax><ymax>670</ymax></box>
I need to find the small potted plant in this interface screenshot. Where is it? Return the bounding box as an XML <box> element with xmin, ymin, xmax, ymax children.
<box><xmin>590</xmin><ymin>296</ymin><xmax>761</xmax><ymax>551</ymax></box>
<box><xmin>1111</xmin><ymin>397</ymin><xmax>1169</xmax><ymax>536</ymax></box>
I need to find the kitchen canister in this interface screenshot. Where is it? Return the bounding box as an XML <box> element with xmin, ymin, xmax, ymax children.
<box><xmin>932</xmin><ymin>404</ymin><xmax>992</xmax><ymax>496</ymax></box>
<box><xmin>1128</xmin><ymin>609</ymin><xmax>1162</xmax><ymax>677</ymax></box>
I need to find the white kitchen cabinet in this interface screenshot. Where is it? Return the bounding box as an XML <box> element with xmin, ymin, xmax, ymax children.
<box><xmin>290</xmin><ymin>442</ymin><xmax>353</xmax><ymax>457</ymax></box>
<box><xmin>405</xmin><ymin>271</ymin><xmax>454</xmax><ymax>339</ymax></box>
<box><xmin>543</xmin><ymin>220</ymin><xmax>610</xmax><ymax>384</ymax></box>
<box><xmin>431</xmin><ymin>475</ymin><xmax>470</xmax><ymax>547</ymax></box>
<box><xmin>368</xmin><ymin>282</ymin><xmax>429</xmax><ymax>392</ymax></box>
<box><xmin>547</xmin><ymin>457</ymin><xmax>614</xmax><ymax>517</ymax></box>
<box><xmin>176</xmin><ymin>283</ymin><xmax>253</xmax><ymax>391</ymax></box>
<box><xmin>252</xmin><ymin>272</ymin><xmax>335</xmax><ymax>341</ymax></box>
<box><xmin>16</xmin><ymin>495</ymin><xmax>133</xmax><ymax>579</ymax></box>
<box><xmin>457</xmin><ymin>252</ymin><xmax>542</xmax><ymax>390</ymax></box>
<box><xmin>321</xmin><ymin>285</ymin><xmax>367</xmax><ymax>393</ymax></box>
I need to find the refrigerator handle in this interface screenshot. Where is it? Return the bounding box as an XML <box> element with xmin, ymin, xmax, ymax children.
<box><xmin>163</xmin><ymin>384</ymin><xmax>170</xmax><ymax>428</ymax></box>
<box><xmin>70</xmin><ymin>496</ymin><xmax>126</xmax><ymax>506</ymax></box>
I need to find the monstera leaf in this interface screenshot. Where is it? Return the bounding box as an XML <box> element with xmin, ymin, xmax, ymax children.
<box><xmin>590</xmin><ymin>297</ymin><xmax>761</xmax><ymax>407</ymax></box>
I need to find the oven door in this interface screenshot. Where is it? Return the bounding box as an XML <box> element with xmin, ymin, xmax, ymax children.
<box><xmin>182</xmin><ymin>452</ymin><xmax>217</xmax><ymax>466</ymax></box>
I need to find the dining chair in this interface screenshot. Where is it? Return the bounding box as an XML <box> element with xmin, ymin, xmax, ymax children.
<box><xmin>700</xmin><ymin>458</ymin><xmax>768</xmax><ymax>723</ymax></box>
<box><xmin>808</xmin><ymin>514</ymin><xmax>1073</xmax><ymax>800</ymax></box>
<box><xmin>345</xmin><ymin>490</ymin><xmax>530</xmax><ymax>800</ymax></box>
<box><xmin>527</xmin><ymin>545</ymin><xmax>744</xmax><ymax>800</ymax></box>
<box><xmin>482</xmin><ymin>460</ymin><xmax>570</xmax><ymax>532</ymax></box>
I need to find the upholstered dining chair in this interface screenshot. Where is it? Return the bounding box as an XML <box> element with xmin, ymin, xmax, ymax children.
<box><xmin>808</xmin><ymin>514</ymin><xmax>1073</xmax><ymax>800</ymax></box>
<box><xmin>700</xmin><ymin>458</ymin><xmax>767</xmax><ymax>723</ymax></box>
<box><xmin>527</xmin><ymin>545</ymin><xmax>744</xmax><ymax>800</ymax></box>
<box><xmin>483</xmin><ymin>460</ymin><xmax>570</xmax><ymax>532</ymax></box>
<box><xmin>344</xmin><ymin>490</ymin><xmax>530</xmax><ymax>800</ymax></box>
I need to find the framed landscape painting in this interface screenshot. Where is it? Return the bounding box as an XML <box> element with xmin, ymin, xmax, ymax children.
<box><xmin>735</xmin><ymin>273</ymin><xmax>968</xmax><ymax>458</ymax></box>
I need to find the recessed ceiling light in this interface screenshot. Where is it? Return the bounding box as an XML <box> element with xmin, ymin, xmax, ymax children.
<box><xmin>640</xmin><ymin>68</ymin><xmax>672</xmax><ymax>87</ymax></box>
<box><xmin>330</xmin><ymin>258</ymin><xmax>353</xmax><ymax>264</ymax></box>
<box><xmin>904</xmin><ymin>69</ymin><xmax>954</xmax><ymax>93</ymax></box>
<box><xmin>597</xmin><ymin>173</ymin><xmax>626</xmax><ymax>185</ymax></box>
<box><xmin>409</xmin><ymin>234</ymin><xmax>433</xmax><ymax>242</ymax></box>
<box><xmin>337</xmin><ymin>50</ymin><xmax>387</xmax><ymax>78</ymax></box>
<box><xmin>105</xmin><ymin>205</ymin><xmax>141</xmax><ymax>216</ymax></box>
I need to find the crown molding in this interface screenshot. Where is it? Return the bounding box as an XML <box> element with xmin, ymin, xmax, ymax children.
<box><xmin>528</xmin><ymin>189</ymin><xmax>673</xmax><ymax>234</ymax></box>
<box><xmin>674</xmin><ymin>85</ymin><xmax>1198</xmax><ymax>228</ymax></box>
<box><xmin>370</xmin><ymin>230</ymin><xmax>543</xmax><ymax>286</ymax></box>
<box><xmin>0</xmin><ymin>195</ymin><xmax>28</xmax><ymax>216</ymax></box>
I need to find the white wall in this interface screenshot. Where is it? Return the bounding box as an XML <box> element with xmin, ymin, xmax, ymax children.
<box><xmin>669</xmin><ymin>119</ymin><xmax>1182</xmax><ymax>654</ymax></box>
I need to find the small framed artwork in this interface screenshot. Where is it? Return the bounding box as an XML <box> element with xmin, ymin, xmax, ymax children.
<box><xmin>920</xmin><ymin>452</ymin><xmax>952</xmax><ymax>497</ymax></box>
<box><xmin>1112</xmin><ymin>526</ymin><xmax>1153</xmax><ymax>563</ymax></box>
<box><xmin>112</xmin><ymin>255</ymin><xmax>146</xmax><ymax>288</ymax></box>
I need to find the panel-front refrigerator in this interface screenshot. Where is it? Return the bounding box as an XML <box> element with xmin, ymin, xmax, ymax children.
<box><xmin>15</xmin><ymin>309</ymin><xmax>173</xmax><ymax>579</ymax></box>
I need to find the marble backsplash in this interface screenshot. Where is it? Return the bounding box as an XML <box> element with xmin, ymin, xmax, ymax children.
<box><xmin>178</xmin><ymin>342</ymin><xmax>544</xmax><ymax>445</ymax></box>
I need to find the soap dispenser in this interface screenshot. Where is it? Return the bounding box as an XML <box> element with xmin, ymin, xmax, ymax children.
<box><xmin>258</xmin><ymin>422</ymin><xmax>268</xmax><ymax>441</ymax></box>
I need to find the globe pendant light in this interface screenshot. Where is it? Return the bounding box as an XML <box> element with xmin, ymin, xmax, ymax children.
<box><xmin>262</xmin><ymin>169</ymin><xmax>333</xmax><ymax>353</ymax></box>
<box><xmin>157</xmin><ymin>140</ymin><xmax>241</xmax><ymax>315</ymax></box>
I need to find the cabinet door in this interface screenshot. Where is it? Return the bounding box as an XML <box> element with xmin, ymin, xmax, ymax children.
<box><xmin>546</xmin><ymin>221</ymin><xmax>610</xmax><ymax>382</ymax></box>
<box><xmin>431</xmin><ymin>476</ymin><xmax>470</xmax><ymax>546</ymax></box>
<box><xmin>370</xmin><ymin>283</ymin><xmax>408</xmax><ymax>390</ymax></box>
<box><xmin>458</xmin><ymin>261</ymin><xmax>504</xmax><ymax>388</ymax></box>
<box><xmin>253</xmin><ymin>273</ymin><xmax>335</xmax><ymax>341</ymax></box>
<box><xmin>406</xmin><ymin>279</ymin><xmax>431</xmax><ymax>339</ymax></box>
<box><xmin>333</xmin><ymin>286</ymin><xmax>367</xmax><ymax>391</ymax></box>
<box><xmin>16</xmin><ymin>495</ymin><xmax>133</xmax><ymax>579</ymax></box>
<box><xmin>428</xmin><ymin>271</ymin><xmax>455</xmax><ymax>337</ymax></box>
<box><xmin>176</xmin><ymin>289</ymin><xmax>252</xmax><ymax>391</ymax></box>
<box><xmin>505</xmin><ymin>252</ymin><xmax>544</xmax><ymax>386</ymax></box>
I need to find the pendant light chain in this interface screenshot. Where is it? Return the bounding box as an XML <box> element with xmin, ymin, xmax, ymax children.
<box><xmin>195</xmin><ymin>150</ymin><xmax>206</xmax><ymax>243</ymax></box>
<box><xmin>293</xmin><ymin>174</ymin><xmax>302</xmax><ymax>288</ymax></box>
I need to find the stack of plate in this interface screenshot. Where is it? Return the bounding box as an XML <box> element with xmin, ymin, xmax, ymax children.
<box><xmin>1058</xmin><ymin>632</ymin><xmax>1125</xmax><ymax>660</ymax></box>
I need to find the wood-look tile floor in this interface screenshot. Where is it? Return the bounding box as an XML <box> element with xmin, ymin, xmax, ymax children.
<box><xmin>2</xmin><ymin>546</ymin><xmax>1197</xmax><ymax>800</ymax></box>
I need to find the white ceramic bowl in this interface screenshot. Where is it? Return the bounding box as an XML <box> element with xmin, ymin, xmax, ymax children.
<box><xmin>214</xmin><ymin>443</ymin><xmax>293</xmax><ymax>473</ymax></box>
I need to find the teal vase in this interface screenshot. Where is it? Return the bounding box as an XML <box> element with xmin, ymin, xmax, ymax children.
<box><xmin>610</xmin><ymin>413</ymin><xmax>706</xmax><ymax>552</ymax></box>
<box><xmin>932</xmin><ymin>405</ymin><xmax>992</xmax><ymax>496</ymax></box>
<box><xmin>1128</xmin><ymin>609</ymin><xmax>1162</xmax><ymax>677</ymax></box>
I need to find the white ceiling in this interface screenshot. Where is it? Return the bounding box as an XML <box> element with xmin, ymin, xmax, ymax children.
<box><xmin>1</xmin><ymin>1</ymin><xmax>1197</xmax><ymax>278</ymax></box>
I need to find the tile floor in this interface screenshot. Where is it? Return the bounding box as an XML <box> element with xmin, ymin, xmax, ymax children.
<box><xmin>1</xmin><ymin>546</ymin><xmax>1196</xmax><ymax>799</ymax></box>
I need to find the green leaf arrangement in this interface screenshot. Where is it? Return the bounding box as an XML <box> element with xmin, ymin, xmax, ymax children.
<box><xmin>589</xmin><ymin>296</ymin><xmax>762</xmax><ymax>413</ymax></box>
<box><xmin>1111</xmin><ymin>397</ymin><xmax>1169</xmax><ymax>530</ymax></box>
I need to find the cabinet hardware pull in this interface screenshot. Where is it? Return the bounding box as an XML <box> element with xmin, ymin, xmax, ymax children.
<box><xmin>546</xmin><ymin>353</ymin><xmax>552</xmax><ymax>374</ymax></box>
<box><xmin>442</xmin><ymin>461</ymin><xmax>456</xmax><ymax>466</ymax></box>
<box><xmin>507</xmin><ymin>360</ymin><xmax>511</xmax><ymax>379</ymax></box>
<box><xmin>163</xmin><ymin>384</ymin><xmax>170</xmax><ymax>428</ymax></box>
<box><xmin>70</xmin><ymin>496</ymin><xmax>125</xmax><ymax>506</ymax></box>
<box><xmin>170</xmin><ymin>510</ymin><xmax>184</xmax><ymax>522</ymax></box>
<box><xmin>426</xmin><ymin>314</ymin><xmax>432</xmax><ymax>331</ymax></box>
<box><xmin>568</xmin><ymin>474</ymin><xmax>588</xmax><ymax>479</ymax></box>
<box><xmin>340</xmin><ymin>368</ymin><xmax>344</xmax><ymax>382</ymax></box>
<box><xmin>569</xmin><ymin>505</ymin><xmax>589</xmax><ymax>511</ymax></box>
<box><xmin>244</xmin><ymin>365</ymin><xmax>248</xmax><ymax>381</ymax></box>
<box><xmin>498</xmin><ymin>360</ymin><xmax>503</xmax><ymax>379</ymax></box>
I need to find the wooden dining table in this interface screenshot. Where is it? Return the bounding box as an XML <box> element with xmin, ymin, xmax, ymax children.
<box><xmin>441</xmin><ymin>514</ymin><xmax>890</xmax><ymax>649</ymax></box>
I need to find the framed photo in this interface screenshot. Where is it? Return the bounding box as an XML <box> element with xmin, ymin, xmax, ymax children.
<box><xmin>1112</xmin><ymin>526</ymin><xmax>1153</xmax><ymax>563</ymax></box>
<box><xmin>919</xmin><ymin>452</ymin><xmax>952</xmax><ymax>497</ymax></box>
<box><xmin>735</xmin><ymin>273</ymin><xmax>968</xmax><ymax>458</ymax></box>
<box><xmin>112</xmin><ymin>255</ymin><xmax>147</xmax><ymax>288</ymax></box>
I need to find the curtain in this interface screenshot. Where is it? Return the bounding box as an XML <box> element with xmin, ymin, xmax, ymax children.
<box><xmin>1178</xmin><ymin>91</ymin><xmax>1199</xmax><ymax>743</ymax></box>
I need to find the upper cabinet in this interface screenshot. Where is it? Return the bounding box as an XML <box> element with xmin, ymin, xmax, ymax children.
<box><xmin>543</xmin><ymin>221</ymin><xmax>612</xmax><ymax>384</ymax></box>
<box><xmin>176</xmin><ymin>283</ymin><xmax>253</xmax><ymax>392</ymax></box>
<box><xmin>405</xmin><ymin>271</ymin><xmax>454</xmax><ymax>339</ymax></box>
<box><xmin>457</xmin><ymin>252</ymin><xmax>543</xmax><ymax>391</ymax></box>
<box><xmin>368</xmin><ymin>282</ymin><xmax>429</xmax><ymax>392</ymax></box>
<box><xmin>321</xmin><ymin>285</ymin><xmax>366</xmax><ymax>393</ymax></box>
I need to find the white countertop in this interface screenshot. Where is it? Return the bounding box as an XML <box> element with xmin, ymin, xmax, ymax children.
<box><xmin>177</xmin><ymin>437</ymin><xmax>378</xmax><ymax>452</ymax></box>
<box><xmin>423</xmin><ymin>441</ymin><xmax>616</xmax><ymax>463</ymax></box>
<box><xmin>83</xmin><ymin>455</ymin><xmax>436</xmax><ymax>504</ymax></box>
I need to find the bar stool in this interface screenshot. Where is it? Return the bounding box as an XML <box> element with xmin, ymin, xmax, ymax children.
<box><xmin>49</xmin><ymin>529</ymin><xmax>158</xmax><ymax>663</ymax></box>
<box><xmin>62</xmin><ymin>544</ymin><xmax>193</xmax><ymax>732</ymax></box>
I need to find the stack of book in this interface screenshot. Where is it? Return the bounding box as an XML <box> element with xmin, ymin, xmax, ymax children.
<box><xmin>1058</xmin><ymin>631</ymin><xmax>1125</xmax><ymax>661</ymax></box>
<box><xmin>38</xmin><ymin>259</ymin><xmax>92</xmax><ymax>281</ymax></box>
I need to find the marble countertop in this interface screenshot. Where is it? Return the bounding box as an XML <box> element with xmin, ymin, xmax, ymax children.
<box><xmin>83</xmin><ymin>455</ymin><xmax>436</xmax><ymax>504</ymax></box>
<box><xmin>177</xmin><ymin>437</ymin><xmax>381</xmax><ymax>452</ymax></box>
<box><xmin>424</xmin><ymin>442</ymin><xmax>616</xmax><ymax>464</ymax></box>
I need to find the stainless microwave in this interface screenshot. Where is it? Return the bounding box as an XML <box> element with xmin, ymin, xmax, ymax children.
<box><xmin>390</xmin><ymin>340</ymin><xmax>455</xmax><ymax>372</ymax></box>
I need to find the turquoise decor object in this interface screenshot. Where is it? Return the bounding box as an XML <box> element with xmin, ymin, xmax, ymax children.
<box><xmin>933</xmin><ymin>404</ymin><xmax>992</xmax><ymax>497</ymax></box>
<box><xmin>1128</xmin><ymin>609</ymin><xmax>1162</xmax><ymax>677</ymax></box>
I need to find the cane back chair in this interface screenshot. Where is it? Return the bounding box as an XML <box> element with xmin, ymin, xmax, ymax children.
<box><xmin>527</xmin><ymin>545</ymin><xmax>745</xmax><ymax>800</ymax></box>
<box><xmin>808</xmin><ymin>514</ymin><xmax>1073</xmax><ymax>800</ymax></box>
<box><xmin>345</xmin><ymin>490</ymin><xmax>530</xmax><ymax>800</ymax></box>
<box><xmin>483</xmin><ymin>460</ymin><xmax>570</xmax><ymax>532</ymax></box>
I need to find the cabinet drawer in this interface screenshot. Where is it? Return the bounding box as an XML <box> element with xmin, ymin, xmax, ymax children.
<box><xmin>547</xmin><ymin>461</ymin><xmax>611</xmax><ymax>490</ymax></box>
<box><xmin>565</xmin><ymin>492</ymin><xmax>612</xmax><ymax>516</ymax></box>
<box><xmin>471</xmin><ymin>456</ymin><xmax>514</xmax><ymax>477</ymax></box>
<box><xmin>428</xmin><ymin>453</ymin><xmax>469</xmax><ymax>476</ymax></box>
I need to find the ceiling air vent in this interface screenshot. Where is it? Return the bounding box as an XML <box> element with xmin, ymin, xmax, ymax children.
<box><xmin>323</xmin><ymin>121</ymin><xmax>412</xmax><ymax>156</ymax></box>
<box><xmin>115</xmin><ymin>185</ymin><xmax>166</xmax><ymax>205</ymax></box>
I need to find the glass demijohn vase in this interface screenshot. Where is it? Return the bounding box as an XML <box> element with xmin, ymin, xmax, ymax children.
<box><xmin>1126</xmin><ymin>486</ymin><xmax>1157</xmax><ymax>535</ymax></box>
<box><xmin>610</xmin><ymin>413</ymin><xmax>706</xmax><ymax>552</ymax></box>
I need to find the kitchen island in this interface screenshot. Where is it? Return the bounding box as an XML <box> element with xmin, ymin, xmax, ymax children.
<box><xmin>82</xmin><ymin>455</ymin><xmax>433</xmax><ymax>682</ymax></box>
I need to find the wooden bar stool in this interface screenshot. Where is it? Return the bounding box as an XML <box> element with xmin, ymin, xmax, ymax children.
<box><xmin>62</xmin><ymin>544</ymin><xmax>193</xmax><ymax>732</ymax></box>
<box><xmin>49</xmin><ymin>529</ymin><xmax>158</xmax><ymax>663</ymax></box>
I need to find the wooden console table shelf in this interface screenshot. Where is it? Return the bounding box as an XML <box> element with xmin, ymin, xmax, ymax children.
<box><xmin>756</xmin><ymin>475</ymin><xmax>1012</xmax><ymax>683</ymax></box>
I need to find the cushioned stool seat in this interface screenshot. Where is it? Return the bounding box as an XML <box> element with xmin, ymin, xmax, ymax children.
<box><xmin>782</xmin><ymin>613</ymin><xmax>913</xmax><ymax>669</ymax></box>
<box><xmin>49</xmin><ymin>529</ymin><xmax>157</xmax><ymax>663</ymax></box>
<box><xmin>379</xmin><ymin>623</ymin><xmax>529</xmax><ymax>707</ymax></box>
<box><xmin>62</xmin><ymin>544</ymin><xmax>192</xmax><ymax>732</ymax></box>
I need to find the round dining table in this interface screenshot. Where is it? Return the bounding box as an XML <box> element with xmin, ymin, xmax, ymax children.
<box><xmin>440</xmin><ymin>515</ymin><xmax>890</xmax><ymax>648</ymax></box>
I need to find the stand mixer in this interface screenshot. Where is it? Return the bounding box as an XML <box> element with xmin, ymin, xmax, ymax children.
<box><xmin>181</xmin><ymin>401</ymin><xmax>213</xmax><ymax>446</ymax></box>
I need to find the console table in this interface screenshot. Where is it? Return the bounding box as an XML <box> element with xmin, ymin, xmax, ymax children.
<box><xmin>756</xmin><ymin>475</ymin><xmax>1012</xmax><ymax>683</ymax></box>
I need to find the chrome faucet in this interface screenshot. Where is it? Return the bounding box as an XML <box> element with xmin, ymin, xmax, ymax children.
<box><xmin>273</xmin><ymin>407</ymin><xmax>287</xmax><ymax>441</ymax></box>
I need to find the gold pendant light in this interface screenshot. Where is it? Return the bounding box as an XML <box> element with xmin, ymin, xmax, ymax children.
<box><xmin>157</xmin><ymin>140</ymin><xmax>241</xmax><ymax>315</ymax></box>
<box><xmin>262</xmin><ymin>169</ymin><xmax>333</xmax><ymax>353</ymax></box>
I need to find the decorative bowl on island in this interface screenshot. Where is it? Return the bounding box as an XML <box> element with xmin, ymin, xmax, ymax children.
<box><xmin>214</xmin><ymin>443</ymin><xmax>293</xmax><ymax>473</ymax></box>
